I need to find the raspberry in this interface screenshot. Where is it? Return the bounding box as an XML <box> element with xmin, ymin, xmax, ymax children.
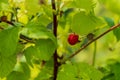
<box><xmin>68</xmin><ymin>33</ymin><xmax>79</xmax><ymax>45</ymax></box>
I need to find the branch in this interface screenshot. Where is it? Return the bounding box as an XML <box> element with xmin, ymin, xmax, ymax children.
<box><xmin>62</xmin><ymin>23</ymin><xmax>120</xmax><ymax>63</ymax></box>
<box><xmin>3</xmin><ymin>21</ymin><xmax>15</xmax><ymax>26</ymax></box>
<box><xmin>51</xmin><ymin>0</ymin><xmax>59</xmax><ymax>80</ymax></box>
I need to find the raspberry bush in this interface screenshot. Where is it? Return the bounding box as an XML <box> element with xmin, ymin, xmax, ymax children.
<box><xmin>0</xmin><ymin>0</ymin><xmax>120</xmax><ymax>80</ymax></box>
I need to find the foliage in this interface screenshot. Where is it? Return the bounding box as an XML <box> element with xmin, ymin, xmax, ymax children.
<box><xmin>0</xmin><ymin>0</ymin><xmax>120</xmax><ymax>80</ymax></box>
<box><xmin>57</xmin><ymin>63</ymin><xmax>103</xmax><ymax>80</ymax></box>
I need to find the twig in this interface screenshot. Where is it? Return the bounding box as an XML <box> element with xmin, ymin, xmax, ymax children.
<box><xmin>20</xmin><ymin>34</ymin><xmax>34</xmax><ymax>43</ymax></box>
<box><xmin>5</xmin><ymin>21</ymin><xmax>15</xmax><ymax>25</ymax></box>
<box><xmin>51</xmin><ymin>0</ymin><xmax>59</xmax><ymax>80</ymax></box>
<box><xmin>62</xmin><ymin>23</ymin><xmax>120</xmax><ymax>63</ymax></box>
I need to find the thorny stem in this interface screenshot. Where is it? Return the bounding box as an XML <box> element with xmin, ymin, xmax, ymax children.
<box><xmin>51</xmin><ymin>0</ymin><xmax>59</xmax><ymax>80</ymax></box>
<box><xmin>62</xmin><ymin>23</ymin><xmax>120</xmax><ymax>63</ymax></box>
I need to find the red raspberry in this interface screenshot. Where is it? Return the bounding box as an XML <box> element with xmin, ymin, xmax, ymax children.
<box><xmin>68</xmin><ymin>33</ymin><xmax>79</xmax><ymax>45</ymax></box>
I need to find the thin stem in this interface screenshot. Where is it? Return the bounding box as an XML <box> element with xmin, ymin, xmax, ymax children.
<box><xmin>62</xmin><ymin>23</ymin><xmax>120</xmax><ymax>63</ymax></box>
<box><xmin>51</xmin><ymin>0</ymin><xmax>59</xmax><ymax>80</ymax></box>
<box><xmin>92</xmin><ymin>41</ymin><xmax>97</xmax><ymax>66</ymax></box>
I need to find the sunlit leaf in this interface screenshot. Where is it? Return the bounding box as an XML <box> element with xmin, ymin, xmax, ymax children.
<box><xmin>99</xmin><ymin>0</ymin><xmax>120</xmax><ymax>14</ymax></box>
<box><xmin>21</xmin><ymin>21</ymin><xmax>54</xmax><ymax>40</ymax></box>
<box><xmin>71</xmin><ymin>11</ymin><xmax>105</xmax><ymax>35</ymax></box>
<box><xmin>57</xmin><ymin>63</ymin><xmax>103</xmax><ymax>80</ymax></box>
<box><xmin>0</xmin><ymin>3</ymin><xmax>12</xmax><ymax>12</ymax></box>
<box><xmin>64</xmin><ymin>0</ymin><xmax>95</xmax><ymax>12</ymax></box>
<box><xmin>37</xmin><ymin>14</ymin><xmax>52</xmax><ymax>27</ymax></box>
<box><xmin>25</xmin><ymin>0</ymin><xmax>41</xmax><ymax>15</ymax></box>
<box><xmin>74</xmin><ymin>0</ymin><xmax>96</xmax><ymax>11</ymax></box>
<box><xmin>76</xmin><ymin>62</ymin><xmax>103</xmax><ymax>80</ymax></box>
<box><xmin>57</xmin><ymin>64</ymin><xmax>78</xmax><ymax>80</ymax></box>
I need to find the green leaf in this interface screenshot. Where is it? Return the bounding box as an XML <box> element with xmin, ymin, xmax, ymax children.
<box><xmin>7</xmin><ymin>71</ymin><xmax>29</xmax><ymax>80</ymax></box>
<box><xmin>57</xmin><ymin>63</ymin><xmax>103</xmax><ymax>80</ymax></box>
<box><xmin>21</xmin><ymin>26</ymin><xmax>49</xmax><ymax>39</ymax></box>
<box><xmin>24</xmin><ymin>46</ymin><xmax>37</xmax><ymax>67</ymax></box>
<box><xmin>21</xmin><ymin>21</ymin><xmax>57</xmax><ymax>48</ymax></box>
<box><xmin>21</xmin><ymin>21</ymin><xmax>55</xmax><ymax>40</ymax></box>
<box><xmin>7</xmin><ymin>62</ymin><xmax>30</xmax><ymax>80</ymax></box>
<box><xmin>20</xmin><ymin>62</ymin><xmax>31</xmax><ymax>77</ymax></box>
<box><xmin>21</xmin><ymin>21</ymin><xmax>57</xmax><ymax>61</ymax></box>
<box><xmin>35</xmin><ymin>60</ymin><xmax>53</xmax><ymax>80</ymax></box>
<box><xmin>76</xmin><ymin>62</ymin><xmax>103</xmax><ymax>80</ymax></box>
<box><xmin>0</xmin><ymin>0</ymin><xmax>12</xmax><ymax>12</ymax></box>
<box><xmin>113</xmin><ymin>27</ymin><xmax>120</xmax><ymax>41</ymax></box>
<box><xmin>74</xmin><ymin>0</ymin><xmax>96</xmax><ymax>11</ymax></box>
<box><xmin>25</xmin><ymin>0</ymin><xmax>41</xmax><ymax>15</ymax></box>
<box><xmin>57</xmin><ymin>64</ymin><xmax>78</xmax><ymax>80</ymax></box>
<box><xmin>102</xmin><ymin>11</ymin><xmax>119</xmax><ymax>42</ymax></box>
<box><xmin>111</xmin><ymin>63</ymin><xmax>120</xmax><ymax>80</ymax></box>
<box><xmin>103</xmin><ymin>17</ymin><xmax>115</xmax><ymax>27</ymax></box>
<box><xmin>42</xmin><ymin>5</ymin><xmax>53</xmax><ymax>18</ymax></box>
<box><xmin>37</xmin><ymin>14</ymin><xmax>52</xmax><ymax>27</ymax></box>
<box><xmin>65</xmin><ymin>0</ymin><xmax>95</xmax><ymax>12</ymax></box>
<box><xmin>0</xmin><ymin>27</ymin><xmax>19</xmax><ymax>57</ymax></box>
<box><xmin>24</xmin><ymin>39</ymin><xmax>57</xmax><ymax>62</ymax></box>
<box><xmin>0</xmin><ymin>55</ymin><xmax>17</xmax><ymax>78</ymax></box>
<box><xmin>35</xmin><ymin>71</ymin><xmax>52</xmax><ymax>80</ymax></box>
<box><xmin>15</xmin><ymin>43</ymin><xmax>25</xmax><ymax>55</ymax></box>
<box><xmin>100</xmin><ymin>0</ymin><xmax>120</xmax><ymax>14</ymax></box>
<box><xmin>35</xmin><ymin>39</ymin><xmax>56</xmax><ymax>60</ymax></box>
<box><xmin>71</xmin><ymin>11</ymin><xmax>105</xmax><ymax>35</ymax></box>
